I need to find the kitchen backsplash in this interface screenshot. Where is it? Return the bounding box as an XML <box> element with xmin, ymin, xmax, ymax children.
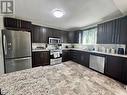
<box><xmin>32</xmin><ymin>43</ymin><xmax>47</xmax><ymax>50</ymax></box>
<box><xmin>32</xmin><ymin>43</ymin><xmax>126</xmax><ymax>54</ymax></box>
<box><xmin>73</xmin><ymin>44</ymin><xmax>126</xmax><ymax>53</ymax></box>
<box><xmin>32</xmin><ymin>43</ymin><xmax>72</xmax><ymax>50</ymax></box>
<box><xmin>62</xmin><ymin>43</ymin><xmax>72</xmax><ymax>48</ymax></box>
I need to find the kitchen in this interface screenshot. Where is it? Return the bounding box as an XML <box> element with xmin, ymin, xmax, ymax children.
<box><xmin>0</xmin><ymin>0</ymin><xmax>127</xmax><ymax>95</ymax></box>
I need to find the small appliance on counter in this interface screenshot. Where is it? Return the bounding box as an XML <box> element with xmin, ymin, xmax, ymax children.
<box><xmin>118</xmin><ymin>48</ymin><xmax>124</xmax><ymax>55</ymax></box>
<box><xmin>106</xmin><ymin>48</ymin><xmax>110</xmax><ymax>53</ymax></box>
<box><xmin>65</xmin><ymin>46</ymin><xmax>68</xmax><ymax>48</ymax></box>
<box><xmin>71</xmin><ymin>45</ymin><xmax>74</xmax><ymax>48</ymax></box>
<box><xmin>111</xmin><ymin>48</ymin><xmax>116</xmax><ymax>54</ymax></box>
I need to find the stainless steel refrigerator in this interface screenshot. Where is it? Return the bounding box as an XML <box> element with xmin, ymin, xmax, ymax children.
<box><xmin>2</xmin><ymin>30</ymin><xmax>32</xmax><ymax>73</ymax></box>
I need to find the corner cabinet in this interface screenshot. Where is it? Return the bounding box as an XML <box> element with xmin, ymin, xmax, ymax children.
<box><xmin>62</xmin><ymin>50</ymin><xmax>70</xmax><ymax>62</ymax></box>
<box><xmin>67</xmin><ymin>31</ymin><xmax>79</xmax><ymax>43</ymax></box>
<box><xmin>70</xmin><ymin>50</ymin><xmax>90</xmax><ymax>67</ymax></box>
<box><xmin>32</xmin><ymin>51</ymin><xmax>50</xmax><ymax>67</ymax></box>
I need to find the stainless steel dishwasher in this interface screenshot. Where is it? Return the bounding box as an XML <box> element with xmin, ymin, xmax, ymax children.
<box><xmin>89</xmin><ymin>54</ymin><xmax>105</xmax><ymax>73</ymax></box>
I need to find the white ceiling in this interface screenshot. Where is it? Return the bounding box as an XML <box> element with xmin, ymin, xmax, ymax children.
<box><xmin>14</xmin><ymin>0</ymin><xmax>127</xmax><ymax>31</ymax></box>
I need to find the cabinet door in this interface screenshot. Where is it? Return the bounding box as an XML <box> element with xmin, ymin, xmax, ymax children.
<box><xmin>97</xmin><ymin>23</ymin><xmax>107</xmax><ymax>44</ymax></box>
<box><xmin>20</xmin><ymin>20</ymin><xmax>31</xmax><ymax>30</ymax></box>
<box><xmin>74</xmin><ymin>31</ymin><xmax>79</xmax><ymax>43</ymax></box>
<box><xmin>119</xmin><ymin>16</ymin><xmax>127</xmax><ymax>44</ymax></box>
<box><xmin>31</xmin><ymin>25</ymin><xmax>40</xmax><ymax>43</ymax></box>
<box><xmin>32</xmin><ymin>52</ymin><xmax>41</xmax><ymax>67</ymax></box>
<box><xmin>105</xmin><ymin>56</ymin><xmax>123</xmax><ymax>81</ymax></box>
<box><xmin>80</xmin><ymin>51</ymin><xmax>89</xmax><ymax>67</ymax></box>
<box><xmin>32</xmin><ymin>51</ymin><xmax>50</xmax><ymax>67</ymax></box>
<box><xmin>97</xmin><ymin>19</ymin><xmax>118</xmax><ymax>44</ymax></box>
<box><xmin>67</xmin><ymin>31</ymin><xmax>79</xmax><ymax>43</ymax></box>
<box><xmin>40</xmin><ymin>51</ymin><xmax>50</xmax><ymax>66</ymax></box>
<box><xmin>70</xmin><ymin>50</ymin><xmax>80</xmax><ymax>63</ymax></box>
<box><xmin>62</xmin><ymin>50</ymin><xmax>70</xmax><ymax>62</ymax></box>
<box><xmin>114</xmin><ymin>18</ymin><xmax>121</xmax><ymax>44</ymax></box>
<box><xmin>61</xmin><ymin>31</ymin><xmax>68</xmax><ymax>43</ymax></box>
<box><xmin>67</xmin><ymin>31</ymin><xmax>74</xmax><ymax>43</ymax></box>
<box><xmin>46</xmin><ymin>28</ymin><xmax>53</xmax><ymax>38</ymax></box>
<box><xmin>39</xmin><ymin>27</ymin><xmax>48</xmax><ymax>43</ymax></box>
<box><xmin>4</xmin><ymin>17</ymin><xmax>20</xmax><ymax>28</ymax></box>
<box><xmin>106</xmin><ymin>21</ymin><xmax>116</xmax><ymax>43</ymax></box>
<box><xmin>52</xmin><ymin>29</ymin><xmax>61</xmax><ymax>38</ymax></box>
<box><xmin>97</xmin><ymin>24</ymin><xmax>103</xmax><ymax>44</ymax></box>
<box><xmin>122</xmin><ymin>59</ymin><xmax>127</xmax><ymax>84</ymax></box>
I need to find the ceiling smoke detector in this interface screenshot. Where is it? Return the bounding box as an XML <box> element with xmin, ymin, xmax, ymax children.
<box><xmin>52</xmin><ymin>9</ymin><xmax>65</xmax><ymax>18</ymax></box>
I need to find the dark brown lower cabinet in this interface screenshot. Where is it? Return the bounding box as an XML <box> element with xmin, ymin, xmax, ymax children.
<box><xmin>32</xmin><ymin>51</ymin><xmax>50</xmax><ymax>67</ymax></box>
<box><xmin>70</xmin><ymin>50</ymin><xmax>80</xmax><ymax>63</ymax></box>
<box><xmin>104</xmin><ymin>56</ymin><xmax>124</xmax><ymax>82</ymax></box>
<box><xmin>70</xmin><ymin>50</ymin><xmax>90</xmax><ymax>67</ymax></box>
<box><xmin>80</xmin><ymin>51</ymin><xmax>90</xmax><ymax>67</ymax></box>
<box><xmin>122</xmin><ymin>60</ymin><xmax>127</xmax><ymax>84</ymax></box>
<box><xmin>62</xmin><ymin>50</ymin><xmax>70</xmax><ymax>62</ymax></box>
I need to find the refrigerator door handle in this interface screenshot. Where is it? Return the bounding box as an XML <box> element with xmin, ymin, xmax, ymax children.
<box><xmin>3</xmin><ymin>35</ymin><xmax>7</xmax><ymax>55</ymax></box>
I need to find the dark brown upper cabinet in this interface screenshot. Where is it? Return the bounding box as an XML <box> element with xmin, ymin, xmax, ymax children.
<box><xmin>67</xmin><ymin>31</ymin><xmax>74</xmax><ymax>43</ymax></box>
<box><xmin>60</xmin><ymin>31</ymin><xmax>68</xmax><ymax>43</ymax></box>
<box><xmin>20</xmin><ymin>20</ymin><xmax>32</xmax><ymax>30</ymax></box>
<box><xmin>31</xmin><ymin>24</ymin><xmax>79</xmax><ymax>43</ymax></box>
<box><xmin>31</xmin><ymin>25</ymin><xmax>40</xmax><ymax>43</ymax></box>
<box><xmin>51</xmin><ymin>29</ymin><xmax>61</xmax><ymax>38</ymax></box>
<box><xmin>67</xmin><ymin>31</ymin><xmax>79</xmax><ymax>43</ymax></box>
<box><xmin>31</xmin><ymin>24</ymin><xmax>63</xmax><ymax>43</ymax></box>
<box><xmin>97</xmin><ymin>16</ymin><xmax>127</xmax><ymax>44</ymax></box>
<box><xmin>4</xmin><ymin>17</ymin><xmax>19</xmax><ymax>28</ymax></box>
<box><xmin>97</xmin><ymin>20</ymin><xmax>117</xmax><ymax>44</ymax></box>
<box><xmin>4</xmin><ymin>17</ymin><xmax>32</xmax><ymax>31</ymax></box>
<box><xmin>119</xmin><ymin>16</ymin><xmax>127</xmax><ymax>44</ymax></box>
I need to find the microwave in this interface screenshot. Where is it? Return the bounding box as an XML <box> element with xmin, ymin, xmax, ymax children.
<box><xmin>49</xmin><ymin>37</ymin><xmax>61</xmax><ymax>44</ymax></box>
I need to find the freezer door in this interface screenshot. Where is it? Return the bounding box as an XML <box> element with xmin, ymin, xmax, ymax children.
<box><xmin>2</xmin><ymin>30</ymin><xmax>31</xmax><ymax>59</ymax></box>
<box><xmin>5</xmin><ymin>57</ymin><xmax>32</xmax><ymax>73</ymax></box>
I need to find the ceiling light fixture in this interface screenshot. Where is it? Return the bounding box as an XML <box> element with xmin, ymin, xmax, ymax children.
<box><xmin>52</xmin><ymin>9</ymin><xmax>65</xmax><ymax>18</ymax></box>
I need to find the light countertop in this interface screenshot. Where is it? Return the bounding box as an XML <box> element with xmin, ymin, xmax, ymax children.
<box><xmin>63</xmin><ymin>48</ymin><xmax>127</xmax><ymax>58</ymax></box>
<box><xmin>32</xmin><ymin>48</ymin><xmax>127</xmax><ymax>58</ymax></box>
<box><xmin>32</xmin><ymin>49</ymin><xmax>49</xmax><ymax>52</ymax></box>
